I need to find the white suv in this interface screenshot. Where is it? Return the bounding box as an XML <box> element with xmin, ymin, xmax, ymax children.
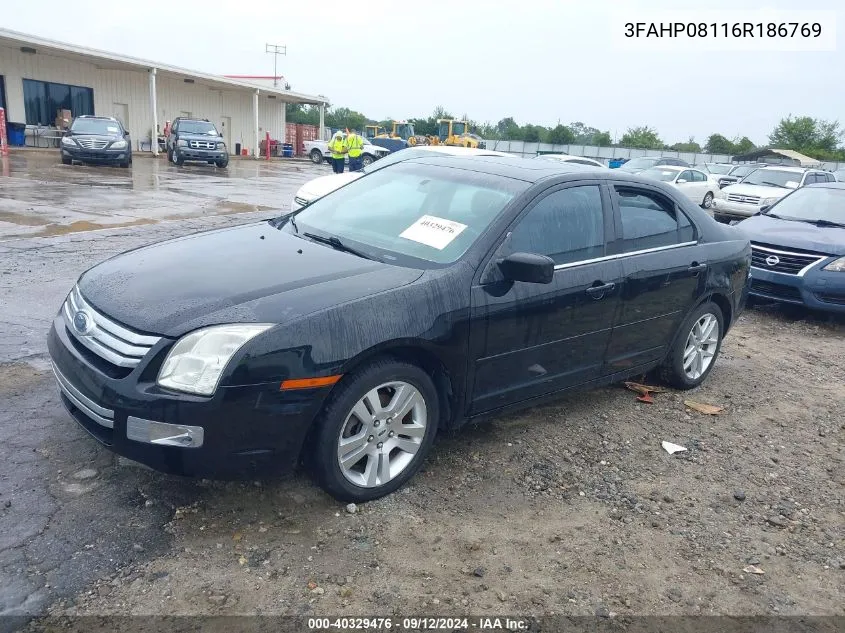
<box><xmin>712</xmin><ymin>166</ymin><xmax>835</xmax><ymax>221</ymax></box>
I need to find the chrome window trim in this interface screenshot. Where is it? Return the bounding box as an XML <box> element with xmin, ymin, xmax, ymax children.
<box><xmin>553</xmin><ymin>241</ymin><xmax>698</xmax><ymax>271</ymax></box>
<box><xmin>52</xmin><ymin>362</ymin><xmax>114</xmax><ymax>429</ymax></box>
<box><xmin>750</xmin><ymin>243</ymin><xmax>828</xmax><ymax>277</ymax></box>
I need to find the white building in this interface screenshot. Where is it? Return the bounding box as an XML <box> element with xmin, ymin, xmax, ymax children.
<box><xmin>0</xmin><ymin>28</ymin><xmax>328</xmax><ymax>156</ymax></box>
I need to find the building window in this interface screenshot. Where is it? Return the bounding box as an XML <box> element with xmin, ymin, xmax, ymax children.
<box><xmin>23</xmin><ymin>79</ymin><xmax>94</xmax><ymax>126</ymax></box>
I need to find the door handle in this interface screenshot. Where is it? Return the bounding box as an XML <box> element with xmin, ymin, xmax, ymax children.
<box><xmin>586</xmin><ymin>282</ymin><xmax>616</xmax><ymax>298</ymax></box>
<box><xmin>688</xmin><ymin>262</ymin><xmax>707</xmax><ymax>273</ymax></box>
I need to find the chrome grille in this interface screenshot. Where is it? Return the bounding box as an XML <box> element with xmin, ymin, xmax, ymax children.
<box><xmin>727</xmin><ymin>193</ymin><xmax>761</xmax><ymax>204</ymax></box>
<box><xmin>52</xmin><ymin>362</ymin><xmax>114</xmax><ymax>428</ymax></box>
<box><xmin>189</xmin><ymin>140</ymin><xmax>216</xmax><ymax>149</ymax></box>
<box><xmin>750</xmin><ymin>243</ymin><xmax>827</xmax><ymax>276</ymax></box>
<box><xmin>76</xmin><ymin>138</ymin><xmax>109</xmax><ymax>149</ymax></box>
<box><xmin>62</xmin><ymin>286</ymin><xmax>161</xmax><ymax>369</ymax></box>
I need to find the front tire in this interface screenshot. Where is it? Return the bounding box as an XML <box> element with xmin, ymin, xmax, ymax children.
<box><xmin>361</xmin><ymin>154</ymin><xmax>374</xmax><ymax>167</ymax></box>
<box><xmin>310</xmin><ymin>149</ymin><xmax>323</xmax><ymax>164</ymax></box>
<box><xmin>215</xmin><ymin>158</ymin><xmax>228</xmax><ymax>168</ymax></box>
<box><xmin>310</xmin><ymin>359</ymin><xmax>439</xmax><ymax>502</ymax></box>
<box><xmin>61</xmin><ymin>156</ymin><xmax>72</xmax><ymax>165</ymax></box>
<box><xmin>659</xmin><ymin>302</ymin><xmax>724</xmax><ymax>389</ymax></box>
<box><xmin>174</xmin><ymin>152</ymin><xmax>184</xmax><ymax>167</ymax></box>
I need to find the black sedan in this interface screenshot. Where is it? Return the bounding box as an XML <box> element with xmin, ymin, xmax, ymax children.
<box><xmin>737</xmin><ymin>182</ymin><xmax>845</xmax><ymax>313</ymax></box>
<box><xmin>60</xmin><ymin>115</ymin><xmax>132</xmax><ymax>168</ymax></box>
<box><xmin>48</xmin><ymin>156</ymin><xmax>751</xmax><ymax>501</ymax></box>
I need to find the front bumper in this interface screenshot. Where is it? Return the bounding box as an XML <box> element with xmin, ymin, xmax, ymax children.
<box><xmin>710</xmin><ymin>198</ymin><xmax>762</xmax><ymax>219</ymax></box>
<box><xmin>749</xmin><ymin>265</ymin><xmax>845</xmax><ymax>313</ymax></box>
<box><xmin>175</xmin><ymin>148</ymin><xmax>228</xmax><ymax>163</ymax></box>
<box><xmin>47</xmin><ymin>316</ymin><xmax>327</xmax><ymax>478</ymax></box>
<box><xmin>62</xmin><ymin>146</ymin><xmax>128</xmax><ymax>163</ymax></box>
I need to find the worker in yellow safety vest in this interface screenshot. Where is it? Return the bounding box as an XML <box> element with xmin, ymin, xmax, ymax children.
<box><xmin>328</xmin><ymin>131</ymin><xmax>347</xmax><ymax>174</ymax></box>
<box><xmin>346</xmin><ymin>129</ymin><xmax>365</xmax><ymax>172</ymax></box>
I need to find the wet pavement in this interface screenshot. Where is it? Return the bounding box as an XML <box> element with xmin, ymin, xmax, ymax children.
<box><xmin>0</xmin><ymin>151</ymin><xmax>328</xmax><ymax>628</ymax></box>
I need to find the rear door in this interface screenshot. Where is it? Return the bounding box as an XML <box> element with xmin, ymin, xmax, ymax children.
<box><xmin>674</xmin><ymin>169</ymin><xmax>699</xmax><ymax>202</ymax></box>
<box><xmin>469</xmin><ymin>182</ymin><xmax>622</xmax><ymax>413</ymax></box>
<box><xmin>604</xmin><ymin>183</ymin><xmax>709</xmax><ymax>372</ymax></box>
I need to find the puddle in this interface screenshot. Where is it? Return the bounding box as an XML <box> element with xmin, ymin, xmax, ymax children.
<box><xmin>0</xmin><ymin>211</ymin><xmax>49</xmax><ymax>226</ymax></box>
<box><xmin>34</xmin><ymin>218</ymin><xmax>157</xmax><ymax>237</ymax></box>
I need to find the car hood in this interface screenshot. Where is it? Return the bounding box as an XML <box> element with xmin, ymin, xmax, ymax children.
<box><xmin>722</xmin><ymin>183</ymin><xmax>792</xmax><ymax>198</ymax></box>
<box><xmin>68</xmin><ymin>133</ymin><xmax>123</xmax><ymax>141</ymax></box>
<box><xmin>77</xmin><ymin>222</ymin><xmax>424</xmax><ymax>338</ymax></box>
<box><xmin>177</xmin><ymin>132</ymin><xmax>223</xmax><ymax>142</ymax></box>
<box><xmin>737</xmin><ymin>214</ymin><xmax>845</xmax><ymax>256</ymax></box>
<box><xmin>297</xmin><ymin>172</ymin><xmax>362</xmax><ymax>201</ymax></box>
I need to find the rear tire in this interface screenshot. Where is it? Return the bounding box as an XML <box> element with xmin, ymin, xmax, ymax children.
<box><xmin>310</xmin><ymin>359</ymin><xmax>439</xmax><ymax>502</ymax></box>
<box><xmin>701</xmin><ymin>192</ymin><xmax>714</xmax><ymax>208</ymax></box>
<box><xmin>658</xmin><ymin>301</ymin><xmax>724</xmax><ymax>390</ymax></box>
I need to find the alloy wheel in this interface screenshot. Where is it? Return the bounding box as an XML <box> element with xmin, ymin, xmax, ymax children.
<box><xmin>683</xmin><ymin>313</ymin><xmax>719</xmax><ymax>380</ymax></box>
<box><xmin>336</xmin><ymin>381</ymin><xmax>427</xmax><ymax>488</ymax></box>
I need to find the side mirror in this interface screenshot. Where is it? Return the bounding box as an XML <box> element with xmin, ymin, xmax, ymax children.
<box><xmin>498</xmin><ymin>252</ymin><xmax>555</xmax><ymax>284</ymax></box>
<box><xmin>676</xmin><ymin>178</ymin><xmax>688</xmax><ymax>184</ymax></box>
<box><xmin>124</xmin><ymin>130</ymin><xmax>130</xmax><ymax>136</ymax></box>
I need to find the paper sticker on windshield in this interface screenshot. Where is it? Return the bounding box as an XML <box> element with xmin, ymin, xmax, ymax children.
<box><xmin>785</xmin><ymin>180</ymin><xmax>799</xmax><ymax>188</ymax></box>
<box><xmin>400</xmin><ymin>215</ymin><xmax>467</xmax><ymax>250</ymax></box>
<box><xmin>107</xmin><ymin>126</ymin><xmax>119</xmax><ymax>133</ymax></box>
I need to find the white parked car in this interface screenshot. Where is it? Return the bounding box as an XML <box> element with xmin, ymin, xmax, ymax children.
<box><xmin>303</xmin><ymin>137</ymin><xmax>390</xmax><ymax>167</ymax></box>
<box><xmin>711</xmin><ymin>166</ymin><xmax>836</xmax><ymax>221</ymax></box>
<box><xmin>640</xmin><ymin>165</ymin><xmax>721</xmax><ymax>209</ymax></box>
<box><xmin>291</xmin><ymin>145</ymin><xmax>514</xmax><ymax>211</ymax></box>
<box><xmin>534</xmin><ymin>154</ymin><xmax>606</xmax><ymax>168</ymax></box>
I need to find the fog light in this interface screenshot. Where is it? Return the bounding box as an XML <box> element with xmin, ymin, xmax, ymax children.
<box><xmin>126</xmin><ymin>416</ymin><xmax>204</xmax><ymax>448</ymax></box>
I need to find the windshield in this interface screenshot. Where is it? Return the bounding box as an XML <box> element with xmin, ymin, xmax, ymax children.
<box><xmin>70</xmin><ymin>119</ymin><xmax>122</xmax><ymax>135</ymax></box>
<box><xmin>178</xmin><ymin>121</ymin><xmax>220</xmax><ymax>135</ymax></box>
<box><xmin>767</xmin><ymin>187</ymin><xmax>845</xmax><ymax>224</ymax></box>
<box><xmin>395</xmin><ymin>124</ymin><xmax>413</xmax><ymax>139</ymax></box>
<box><xmin>730</xmin><ymin>165</ymin><xmax>758</xmax><ymax>178</ymax></box>
<box><xmin>706</xmin><ymin>164</ymin><xmax>732</xmax><ymax>175</ymax></box>
<box><xmin>641</xmin><ymin>168</ymin><xmax>679</xmax><ymax>182</ymax></box>
<box><xmin>288</xmin><ymin>162</ymin><xmax>527</xmax><ymax>266</ymax></box>
<box><xmin>619</xmin><ymin>157</ymin><xmax>659</xmax><ymax>171</ymax></box>
<box><xmin>452</xmin><ymin>122</ymin><xmax>467</xmax><ymax>135</ymax></box>
<box><xmin>741</xmin><ymin>169</ymin><xmax>801</xmax><ymax>188</ymax></box>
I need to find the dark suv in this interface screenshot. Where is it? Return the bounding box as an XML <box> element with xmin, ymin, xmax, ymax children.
<box><xmin>60</xmin><ymin>116</ymin><xmax>132</xmax><ymax>168</ymax></box>
<box><xmin>166</xmin><ymin>118</ymin><xmax>228</xmax><ymax>168</ymax></box>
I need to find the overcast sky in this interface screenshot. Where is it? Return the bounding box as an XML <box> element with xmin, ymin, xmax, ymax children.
<box><xmin>6</xmin><ymin>0</ymin><xmax>842</xmax><ymax>145</ymax></box>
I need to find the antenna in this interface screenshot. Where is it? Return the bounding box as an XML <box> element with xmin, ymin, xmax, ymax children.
<box><xmin>265</xmin><ymin>43</ymin><xmax>287</xmax><ymax>87</ymax></box>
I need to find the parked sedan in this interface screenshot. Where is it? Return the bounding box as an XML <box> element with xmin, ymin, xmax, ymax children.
<box><xmin>60</xmin><ymin>115</ymin><xmax>132</xmax><ymax>168</ymax></box>
<box><xmin>534</xmin><ymin>154</ymin><xmax>607</xmax><ymax>168</ymax></box>
<box><xmin>737</xmin><ymin>182</ymin><xmax>845</xmax><ymax>313</ymax></box>
<box><xmin>832</xmin><ymin>169</ymin><xmax>845</xmax><ymax>182</ymax></box>
<box><xmin>640</xmin><ymin>165</ymin><xmax>720</xmax><ymax>209</ymax></box>
<box><xmin>291</xmin><ymin>145</ymin><xmax>513</xmax><ymax>211</ymax></box>
<box><xmin>616</xmin><ymin>156</ymin><xmax>690</xmax><ymax>174</ymax></box>
<box><xmin>49</xmin><ymin>157</ymin><xmax>750</xmax><ymax>501</ymax></box>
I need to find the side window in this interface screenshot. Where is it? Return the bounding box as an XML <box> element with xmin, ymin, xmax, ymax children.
<box><xmin>678</xmin><ymin>170</ymin><xmax>694</xmax><ymax>182</ymax></box>
<box><xmin>614</xmin><ymin>186</ymin><xmax>694</xmax><ymax>252</ymax></box>
<box><xmin>693</xmin><ymin>170</ymin><xmax>707</xmax><ymax>182</ymax></box>
<box><xmin>508</xmin><ymin>186</ymin><xmax>605</xmax><ymax>266</ymax></box>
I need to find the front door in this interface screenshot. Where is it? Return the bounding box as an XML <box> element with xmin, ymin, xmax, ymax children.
<box><xmin>221</xmin><ymin>116</ymin><xmax>232</xmax><ymax>154</ymax></box>
<box><xmin>469</xmin><ymin>183</ymin><xmax>621</xmax><ymax>414</ymax></box>
<box><xmin>604</xmin><ymin>184</ymin><xmax>706</xmax><ymax>371</ymax></box>
<box><xmin>112</xmin><ymin>103</ymin><xmax>128</xmax><ymax>129</ymax></box>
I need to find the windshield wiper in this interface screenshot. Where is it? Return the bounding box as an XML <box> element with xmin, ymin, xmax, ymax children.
<box><xmin>758</xmin><ymin>181</ymin><xmax>786</xmax><ymax>187</ymax></box>
<box><xmin>302</xmin><ymin>232</ymin><xmax>375</xmax><ymax>260</ymax></box>
<box><xmin>800</xmin><ymin>218</ymin><xmax>845</xmax><ymax>229</ymax></box>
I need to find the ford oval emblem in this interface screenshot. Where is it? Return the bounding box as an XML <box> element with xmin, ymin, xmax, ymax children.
<box><xmin>765</xmin><ymin>255</ymin><xmax>780</xmax><ymax>267</ymax></box>
<box><xmin>72</xmin><ymin>310</ymin><xmax>94</xmax><ymax>335</ymax></box>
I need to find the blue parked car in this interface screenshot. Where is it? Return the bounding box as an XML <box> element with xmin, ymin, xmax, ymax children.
<box><xmin>737</xmin><ymin>182</ymin><xmax>845</xmax><ymax>313</ymax></box>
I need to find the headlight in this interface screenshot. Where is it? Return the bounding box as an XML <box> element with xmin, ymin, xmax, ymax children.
<box><xmin>157</xmin><ymin>324</ymin><xmax>273</xmax><ymax>396</ymax></box>
<box><xmin>177</xmin><ymin>139</ymin><xmax>187</xmax><ymax>147</ymax></box>
<box><xmin>823</xmin><ymin>256</ymin><xmax>845</xmax><ymax>272</ymax></box>
<box><xmin>761</xmin><ymin>197</ymin><xmax>779</xmax><ymax>207</ymax></box>
<box><xmin>216</xmin><ymin>142</ymin><xmax>226</xmax><ymax>150</ymax></box>
<box><xmin>61</xmin><ymin>136</ymin><xmax>76</xmax><ymax>146</ymax></box>
<box><xmin>111</xmin><ymin>140</ymin><xmax>127</xmax><ymax>149</ymax></box>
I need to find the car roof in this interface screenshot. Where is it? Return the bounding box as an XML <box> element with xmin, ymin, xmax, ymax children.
<box><xmin>413</xmin><ymin>145</ymin><xmax>512</xmax><ymax>157</ymax></box>
<box><xmin>758</xmin><ymin>165</ymin><xmax>811</xmax><ymax>172</ymax></box>
<box><xmin>405</xmin><ymin>154</ymin><xmax>615</xmax><ymax>183</ymax></box>
<box><xmin>76</xmin><ymin>115</ymin><xmax>119</xmax><ymax>121</ymax></box>
<box><xmin>646</xmin><ymin>165</ymin><xmax>686</xmax><ymax>172</ymax></box>
<box><xmin>805</xmin><ymin>181</ymin><xmax>845</xmax><ymax>189</ymax></box>
<box><xmin>541</xmin><ymin>154</ymin><xmax>601</xmax><ymax>162</ymax></box>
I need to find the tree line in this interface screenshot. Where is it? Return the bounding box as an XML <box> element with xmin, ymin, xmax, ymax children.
<box><xmin>286</xmin><ymin>104</ymin><xmax>845</xmax><ymax>161</ymax></box>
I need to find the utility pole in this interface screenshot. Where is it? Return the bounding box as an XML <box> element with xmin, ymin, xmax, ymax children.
<box><xmin>265</xmin><ymin>43</ymin><xmax>287</xmax><ymax>87</ymax></box>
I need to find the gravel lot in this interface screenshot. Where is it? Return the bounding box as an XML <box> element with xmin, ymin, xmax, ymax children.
<box><xmin>1</xmin><ymin>152</ymin><xmax>843</xmax><ymax>628</ymax></box>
